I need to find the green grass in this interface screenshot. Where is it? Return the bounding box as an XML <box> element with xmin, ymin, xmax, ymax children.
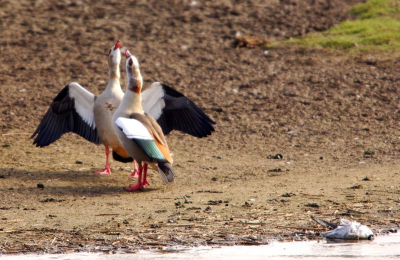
<box><xmin>278</xmin><ymin>0</ymin><xmax>400</xmax><ymax>53</ymax></box>
<box><xmin>350</xmin><ymin>0</ymin><xmax>399</xmax><ymax>19</ymax></box>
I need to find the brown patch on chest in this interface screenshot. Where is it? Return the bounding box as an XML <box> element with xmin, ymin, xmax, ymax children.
<box><xmin>128</xmin><ymin>86</ymin><xmax>141</xmax><ymax>94</ymax></box>
<box><xmin>105</xmin><ymin>102</ymin><xmax>116</xmax><ymax>111</ymax></box>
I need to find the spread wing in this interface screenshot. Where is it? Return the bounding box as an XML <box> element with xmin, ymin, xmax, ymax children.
<box><xmin>31</xmin><ymin>82</ymin><xmax>100</xmax><ymax>147</ymax></box>
<box><xmin>141</xmin><ymin>82</ymin><xmax>216</xmax><ymax>138</ymax></box>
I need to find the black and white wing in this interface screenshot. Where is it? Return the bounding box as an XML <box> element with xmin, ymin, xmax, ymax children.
<box><xmin>31</xmin><ymin>82</ymin><xmax>100</xmax><ymax>147</ymax></box>
<box><xmin>141</xmin><ymin>82</ymin><xmax>216</xmax><ymax>138</ymax></box>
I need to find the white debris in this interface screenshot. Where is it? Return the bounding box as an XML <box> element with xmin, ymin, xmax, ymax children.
<box><xmin>323</xmin><ymin>219</ymin><xmax>374</xmax><ymax>240</ymax></box>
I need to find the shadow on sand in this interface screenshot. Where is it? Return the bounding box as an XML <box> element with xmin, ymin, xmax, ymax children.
<box><xmin>0</xmin><ymin>168</ymin><xmax>161</xmax><ymax>197</ymax></box>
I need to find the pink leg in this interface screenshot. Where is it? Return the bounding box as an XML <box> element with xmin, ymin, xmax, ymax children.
<box><xmin>129</xmin><ymin>160</ymin><xmax>139</xmax><ymax>178</ymax></box>
<box><xmin>142</xmin><ymin>163</ymin><xmax>150</xmax><ymax>187</ymax></box>
<box><xmin>94</xmin><ymin>146</ymin><xmax>112</xmax><ymax>175</ymax></box>
<box><xmin>125</xmin><ymin>163</ymin><xmax>144</xmax><ymax>191</ymax></box>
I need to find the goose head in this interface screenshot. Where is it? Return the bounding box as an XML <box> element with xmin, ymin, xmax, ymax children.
<box><xmin>108</xmin><ymin>40</ymin><xmax>122</xmax><ymax>79</ymax></box>
<box><xmin>124</xmin><ymin>50</ymin><xmax>142</xmax><ymax>94</ymax></box>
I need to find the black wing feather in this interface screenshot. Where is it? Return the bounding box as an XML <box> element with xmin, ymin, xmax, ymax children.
<box><xmin>31</xmin><ymin>85</ymin><xmax>101</xmax><ymax>147</ymax></box>
<box><xmin>156</xmin><ymin>84</ymin><xmax>216</xmax><ymax>138</ymax></box>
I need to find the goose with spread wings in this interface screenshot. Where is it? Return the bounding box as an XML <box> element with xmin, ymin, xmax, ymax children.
<box><xmin>31</xmin><ymin>41</ymin><xmax>126</xmax><ymax>175</ymax></box>
<box><xmin>31</xmin><ymin>41</ymin><xmax>215</xmax><ymax>176</ymax></box>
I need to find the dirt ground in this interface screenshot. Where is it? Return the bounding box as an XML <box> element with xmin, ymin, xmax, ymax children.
<box><xmin>1</xmin><ymin>0</ymin><xmax>400</xmax><ymax>254</ymax></box>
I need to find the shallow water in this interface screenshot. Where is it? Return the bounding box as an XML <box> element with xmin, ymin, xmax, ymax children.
<box><xmin>3</xmin><ymin>232</ymin><xmax>400</xmax><ymax>260</ymax></box>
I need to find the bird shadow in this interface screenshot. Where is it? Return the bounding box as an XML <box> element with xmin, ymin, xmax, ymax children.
<box><xmin>0</xmin><ymin>168</ymin><xmax>161</xmax><ymax>197</ymax></box>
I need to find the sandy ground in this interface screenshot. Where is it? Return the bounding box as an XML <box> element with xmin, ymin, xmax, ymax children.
<box><xmin>1</xmin><ymin>0</ymin><xmax>400</xmax><ymax>254</ymax></box>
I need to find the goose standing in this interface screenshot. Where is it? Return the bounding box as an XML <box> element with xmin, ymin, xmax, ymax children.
<box><xmin>31</xmin><ymin>40</ymin><xmax>126</xmax><ymax>175</ymax></box>
<box><xmin>32</xmin><ymin>41</ymin><xmax>215</xmax><ymax>177</ymax></box>
<box><xmin>113</xmin><ymin>51</ymin><xmax>174</xmax><ymax>191</ymax></box>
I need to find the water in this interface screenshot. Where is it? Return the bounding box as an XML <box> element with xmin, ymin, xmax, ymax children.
<box><xmin>3</xmin><ymin>232</ymin><xmax>400</xmax><ymax>259</ymax></box>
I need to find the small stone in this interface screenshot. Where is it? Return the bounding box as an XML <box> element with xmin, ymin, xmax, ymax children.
<box><xmin>268</xmin><ymin>168</ymin><xmax>282</xmax><ymax>172</ymax></box>
<box><xmin>208</xmin><ymin>200</ymin><xmax>222</xmax><ymax>205</ymax></box>
<box><xmin>41</xmin><ymin>198</ymin><xmax>56</xmax><ymax>202</ymax></box>
<box><xmin>305</xmin><ymin>203</ymin><xmax>319</xmax><ymax>208</ymax></box>
<box><xmin>363</xmin><ymin>150</ymin><xmax>375</xmax><ymax>157</ymax></box>
<box><xmin>349</xmin><ymin>184</ymin><xmax>363</xmax><ymax>189</ymax></box>
<box><xmin>362</xmin><ymin>177</ymin><xmax>370</xmax><ymax>181</ymax></box>
<box><xmin>183</xmin><ymin>197</ymin><xmax>192</xmax><ymax>204</ymax></box>
<box><xmin>267</xmin><ymin>154</ymin><xmax>283</xmax><ymax>159</ymax></box>
<box><xmin>366</xmin><ymin>57</ymin><xmax>376</xmax><ymax>65</ymax></box>
<box><xmin>243</xmin><ymin>201</ymin><xmax>252</xmax><ymax>207</ymax></box>
<box><xmin>75</xmin><ymin>160</ymin><xmax>84</xmax><ymax>164</ymax></box>
<box><xmin>37</xmin><ymin>183</ymin><xmax>45</xmax><ymax>189</ymax></box>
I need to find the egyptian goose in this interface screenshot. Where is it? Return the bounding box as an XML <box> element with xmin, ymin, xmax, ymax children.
<box><xmin>113</xmin><ymin>51</ymin><xmax>174</xmax><ymax>191</ymax></box>
<box><xmin>31</xmin><ymin>41</ymin><xmax>126</xmax><ymax>175</ymax></box>
<box><xmin>32</xmin><ymin>42</ymin><xmax>215</xmax><ymax>176</ymax></box>
<box><xmin>112</xmin><ymin>76</ymin><xmax>216</xmax><ymax>165</ymax></box>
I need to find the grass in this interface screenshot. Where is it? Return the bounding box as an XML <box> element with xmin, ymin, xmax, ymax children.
<box><xmin>278</xmin><ymin>0</ymin><xmax>400</xmax><ymax>53</ymax></box>
<box><xmin>350</xmin><ymin>0</ymin><xmax>400</xmax><ymax>19</ymax></box>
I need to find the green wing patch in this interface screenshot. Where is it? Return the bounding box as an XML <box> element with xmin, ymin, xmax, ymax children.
<box><xmin>132</xmin><ymin>138</ymin><xmax>167</xmax><ymax>162</ymax></box>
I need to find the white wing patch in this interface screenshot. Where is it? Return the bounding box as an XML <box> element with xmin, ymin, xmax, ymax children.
<box><xmin>141</xmin><ymin>82</ymin><xmax>166</xmax><ymax>120</ymax></box>
<box><xmin>69</xmin><ymin>82</ymin><xmax>96</xmax><ymax>129</ymax></box>
<box><xmin>115</xmin><ymin>117</ymin><xmax>154</xmax><ymax>140</ymax></box>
